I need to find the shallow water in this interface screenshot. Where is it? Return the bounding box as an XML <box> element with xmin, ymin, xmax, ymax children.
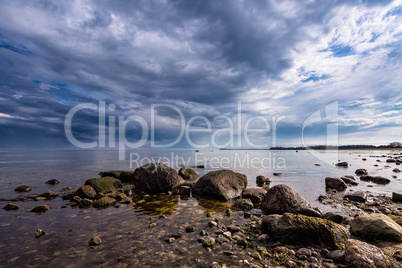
<box><xmin>0</xmin><ymin>149</ymin><xmax>401</xmax><ymax>267</ymax></box>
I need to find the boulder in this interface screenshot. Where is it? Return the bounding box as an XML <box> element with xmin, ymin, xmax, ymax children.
<box><xmin>85</xmin><ymin>177</ymin><xmax>123</xmax><ymax>193</ymax></box>
<box><xmin>192</xmin><ymin>170</ymin><xmax>247</xmax><ymax>200</ymax></box>
<box><xmin>76</xmin><ymin>185</ymin><xmax>96</xmax><ymax>199</ymax></box>
<box><xmin>336</xmin><ymin>162</ymin><xmax>348</xmax><ymax>167</ymax></box>
<box><xmin>92</xmin><ymin>196</ymin><xmax>116</xmax><ymax>208</ymax></box>
<box><xmin>345</xmin><ymin>239</ymin><xmax>392</xmax><ymax>268</ymax></box>
<box><xmin>133</xmin><ymin>163</ymin><xmax>184</xmax><ymax>194</ymax></box>
<box><xmin>345</xmin><ymin>191</ymin><xmax>367</xmax><ymax>203</ymax></box>
<box><xmin>3</xmin><ymin>204</ymin><xmax>19</xmax><ymax>210</ymax></box>
<box><xmin>262</xmin><ymin>213</ymin><xmax>349</xmax><ymax>249</ymax></box>
<box><xmin>99</xmin><ymin>170</ymin><xmax>135</xmax><ymax>183</ymax></box>
<box><xmin>341</xmin><ymin>177</ymin><xmax>359</xmax><ymax>186</ymax></box>
<box><xmin>261</xmin><ymin>184</ymin><xmax>322</xmax><ymax>217</ymax></box>
<box><xmin>30</xmin><ymin>205</ymin><xmax>49</xmax><ymax>213</ymax></box>
<box><xmin>45</xmin><ymin>179</ymin><xmax>59</xmax><ymax>185</ymax></box>
<box><xmin>360</xmin><ymin>175</ymin><xmax>390</xmax><ymax>184</ymax></box>
<box><xmin>325</xmin><ymin>177</ymin><xmax>347</xmax><ymax>191</ymax></box>
<box><xmin>178</xmin><ymin>167</ymin><xmax>199</xmax><ymax>181</ymax></box>
<box><xmin>14</xmin><ymin>185</ymin><xmax>32</xmax><ymax>192</ymax></box>
<box><xmin>355</xmin><ymin>169</ymin><xmax>368</xmax><ymax>176</ymax></box>
<box><xmin>242</xmin><ymin>188</ymin><xmax>267</xmax><ymax>203</ymax></box>
<box><xmin>392</xmin><ymin>192</ymin><xmax>402</xmax><ymax>202</ymax></box>
<box><xmin>350</xmin><ymin>213</ymin><xmax>402</xmax><ymax>242</ymax></box>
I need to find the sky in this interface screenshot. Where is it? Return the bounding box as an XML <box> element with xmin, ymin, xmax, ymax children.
<box><xmin>0</xmin><ymin>0</ymin><xmax>401</xmax><ymax>150</ymax></box>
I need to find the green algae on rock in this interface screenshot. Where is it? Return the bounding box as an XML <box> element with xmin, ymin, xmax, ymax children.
<box><xmin>262</xmin><ymin>213</ymin><xmax>349</xmax><ymax>249</ymax></box>
<box><xmin>85</xmin><ymin>177</ymin><xmax>123</xmax><ymax>193</ymax></box>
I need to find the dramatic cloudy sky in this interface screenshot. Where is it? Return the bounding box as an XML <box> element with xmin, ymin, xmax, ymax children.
<box><xmin>0</xmin><ymin>0</ymin><xmax>401</xmax><ymax>150</ymax></box>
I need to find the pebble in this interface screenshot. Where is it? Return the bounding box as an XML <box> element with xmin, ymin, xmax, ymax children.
<box><xmin>35</xmin><ymin>229</ymin><xmax>47</xmax><ymax>239</ymax></box>
<box><xmin>185</xmin><ymin>226</ymin><xmax>195</xmax><ymax>233</ymax></box>
<box><xmin>88</xmin><ymin>236</ymin><xmax>102</xmax><ymax>246</ymax></box>
<box><xmin>3</xmin><ymin>204</ymin><xmax>19</xmax><ymax>210</ymax></box>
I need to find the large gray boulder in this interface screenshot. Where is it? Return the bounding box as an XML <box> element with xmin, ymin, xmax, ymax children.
<box><xmin>325</xmin><ymin>177</ymin><xmax>347</xmax><ymax>191</ymax></box>
<box><xmin>345</xmin><ymin>239</ymin><xmax>392</xmax><ymax>268</ymax></box>
<box><xmin>350</xmin><ymin>213</ymin><xmax>402</xmax><ymax>242</ymax></box>
<box><xmin>262</xmin><ymin>213</ymin><xmax>349</xmax><ymax>249</ymax></box>
<box><xmin>260</xmin><ymin>184</ymin><xmax>322</xmax><ymax>217</ymax></box>
<box><xmin>192</xmin><ymin>170</ymin><xmax>247</xmax><ymax>200</ymax></box>
<box><xmin>133</xmin><ymin>163</ymin><xmax>184</xmax><ymax>194</ymax></box>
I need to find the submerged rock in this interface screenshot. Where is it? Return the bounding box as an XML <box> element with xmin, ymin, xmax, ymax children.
<box><xmin>336</xmin><ymin>162</ymin><xmax>348</xmax><ymax>167</ymax></box>
<box><xmin>360</xmin><ymin>175</ymin><xmax>390</xmax><ymax>184</ymax></box>
<box><xmin>325</xmin><ymin>177</ymin><xmax>347</xmax><ymax>191</ymax></box>
<box><xmin>45</xmin><ymin>179</ymin><xmax>59</xmax><ymax>185</ymax></box>
<box><xmin>261</xmin><ymin>184</ymin><xmax>322</xmax><ymax>217</ymax></box>
<box><xmin>85</xmin><ymin>177</ymin><xmax>123</xmax><ymax>193</ymax></box>
<box><xmin>345</xmin><ymin>239</ymin><xmax>392</xmax><ymax>268</ymax></box>
<box><xmin>350</xmin><ymin>213</ymin><xmax>402</xmax><ymax>242</ymax></box>
<box><xmin>88</xmin><ymin>236</ymin><xmax>102</xmax><ymax>246</ymax></box>
<box><xmin>133</xmin><ymin>163</ymin><xmax>184</xmax><ymax>194</ymax></box>
<box><xmin>3</xmin><ymin>204</ymin><xmax>19</xmax><ymax>210</ymax></box>
<box><xmin>92</xmin><ymin>196</ymin><xmax>116</xmax><ymax>208</ymax></box>
<box><xmin>262</xmin><ymin>213</ymin><xmax>349</xmax><ymax>249</ymax></box>
<box><xmin>14</xmin><ymin>185</ymin><xmax>32</xmax><ymax>192</ymax></box>
<box><xmin>242</xmin><ymin>188</ymin><xmax>267</xmax><ymax>203</ymax></box>
<box><xmin>192</xmin><ymin>170</ymin><xmax>247</xmax><ymax>200</ymax></box>
<box><xmin>35</xmin><ymin>229</ymin><xmax>47</xmax><ymax>239</ymax></box>
<box><xmin>178</xmin><ymin>167</ymin><xmax>199</xmax><ymax>181</ymax></box>
<box><xmin>355</xmin><ymin>169</ymin><xmax>368</xmax><ymax>176</ymax></box>
<box><xmin>30</xmin><ymin>205</ymin><xmax>49</xmax><ymax>213</ymax></box>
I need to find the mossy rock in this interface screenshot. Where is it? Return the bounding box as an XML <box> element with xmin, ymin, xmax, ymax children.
<box><xmin>85</xmin><ymin>177</ymin><xmax>123</xmax><ymax>193</ymax></box>
<box><xmin>99</xmin><ymin>170</ymin><xmax>135</xmax><ymax>183</ymax></box>
<box><xmin>178</xmin><ymin>167</ymin><xmax>199</xmax><ymax>181</ymax></box>
<box><xmin>262</xmin><ymin>213</ymin><xmax>349</xmax><ymax>249</ymax></box>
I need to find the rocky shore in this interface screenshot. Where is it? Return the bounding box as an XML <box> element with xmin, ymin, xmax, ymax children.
<box><xmin>2</xmin><ymin>158</ymin><xmax>402</xmax><ymax>267</ymax></box>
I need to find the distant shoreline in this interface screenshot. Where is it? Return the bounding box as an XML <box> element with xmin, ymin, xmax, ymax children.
<box><xmin>219</xmin><ymin>146</ymin><xmax>402</xmax><ymax>151</ymax></box>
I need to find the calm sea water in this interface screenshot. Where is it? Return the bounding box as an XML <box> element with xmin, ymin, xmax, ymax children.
<box><xmin>0</xmin><ymin>149</ymin><xmax>401</xmax><ymax>267</ymax></box>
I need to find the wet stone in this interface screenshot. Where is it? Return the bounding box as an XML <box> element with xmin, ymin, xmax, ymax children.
<box><xmin>30</xmin><ymin>205</ymin><xmax>49</xmax><ymax>213</ymax></box>
<box><xmin>3</xmin><ymin>204</ymin><xmax>19</xmax><ymax>210</ymax></box>
<box><xmin>15</xmin><ymin>185</ymin><xmax>32</xmax><ymax>192</ymax></box>
<box><xmin>185</xmin><ymin>226</ymin><xmax>195</xmax><ymax>233</ymax></box>
<box><xmin>88</xmin><ymin>236</ymin><xmax>102</xmax><ymax>246</ymax></box>
<box><xmin>35</xmin><ymin>229</ymin><xmax>47</xmax><ymax>239</ymax></box>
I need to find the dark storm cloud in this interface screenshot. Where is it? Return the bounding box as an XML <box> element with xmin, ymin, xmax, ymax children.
<box><xmin>0</xmin><ymin>0</ymin><xmax>400</xmax><ymax>148</ymax></box>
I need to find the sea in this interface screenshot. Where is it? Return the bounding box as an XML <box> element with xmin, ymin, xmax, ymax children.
<box><xmin>0</xmin><ymin>149</ymin><xmax>400</xmax><ymax>267</ymax></box>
